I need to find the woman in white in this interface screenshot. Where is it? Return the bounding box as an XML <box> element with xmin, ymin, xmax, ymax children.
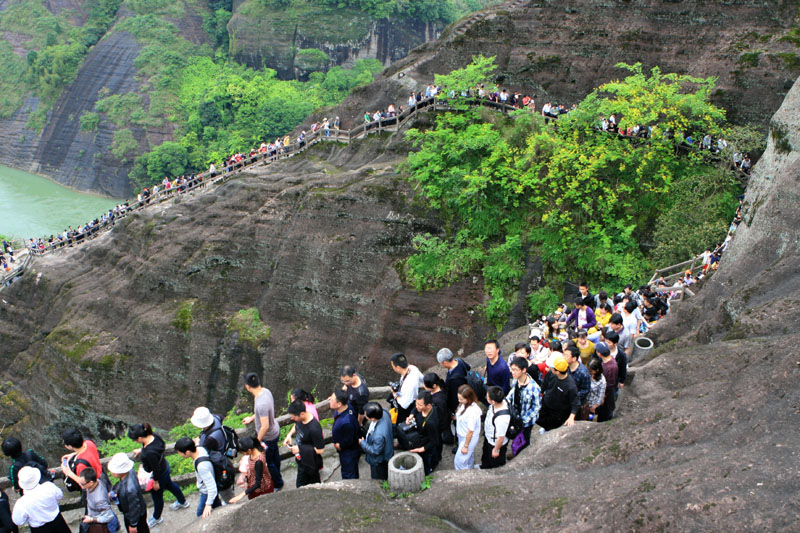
<box><xmin>454</xmin><ymin>384</ymin><xmax>482</xmax><ymax>470</ymax></box>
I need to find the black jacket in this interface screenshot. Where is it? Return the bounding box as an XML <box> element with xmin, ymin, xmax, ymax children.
<box><xmin>140</xmin><ymin>435</ymin><xmax>167</xmax><ymax>479</ymax></box>
<box><xmin>444</xmin><ymin>359</ymin><xmax>470</xmax><ymax>414</ymax></box>
<box><xmin>114</xmin><ymin>472</ymin><xmax>146</xmax><ymax>527</ymax></box>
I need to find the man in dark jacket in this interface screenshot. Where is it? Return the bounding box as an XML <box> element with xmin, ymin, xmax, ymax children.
<box><xmin>537</xmin><ymin>356</ymin><xmax>580</xmax><ymax>431</ymax></box>
<box><xmin>108</xmin><ymin>453</ymin><xmax>149</xmax><ymax>533</ymax></box>
<box><xmin>437</xmin><ymin>348</ymin><xmax>470</xmax><ymax>415</ymax></box>
<box><xmin>287</xmin><ymin>401</ymin><xmax>325</xmax><ymax>488</ymax></box>
<box><xmin>359</xmin><ymin>403</ymin><xmax>394</xmax><ymax>480</ymax></box>
<box><xmin>1</xmin><ymin>437</ymin><xmax>49</xmax><ymax>496</ymax></box>
<box><xmin>329</xmin><ymin>390</ymin><xmax>361</xmax><ymax>480</ymax></box>
<box><xmin>191</xmin><ymin>407</ymin><xmax>225</xmax><ymax>453</ymax></box>
<box><xmin>406</xmin><ymin>391</ymin><xmax>441</xmax><ymax>475</ymax></box>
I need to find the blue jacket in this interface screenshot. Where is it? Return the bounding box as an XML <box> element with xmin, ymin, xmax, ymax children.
<box><xmin>360</xmin><ymin>409</ymin><xmax>394</xmax><ymax>465</ymax></box>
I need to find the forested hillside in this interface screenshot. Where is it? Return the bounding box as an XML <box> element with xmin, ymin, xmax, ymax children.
<box><xmin>0</xmin><ymin>0</ymin><xmax>485</xmax><ymax>195</ymax></box>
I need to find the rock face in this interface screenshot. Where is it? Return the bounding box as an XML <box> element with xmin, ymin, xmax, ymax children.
<box><xmin>377</xmin><ymin>0</ymin><xmax>800</xmax><ymax>127</ymax></box>
<box><xmin>228</xmin><ymin>0</ymin><xmax>442</xmax><ymax>79</ymax></box>
<box><xmin>182</xmin><ymin>78</ymin><xmax>800</xmax><ymax>533</ymax></box>
<box><xmin>0</xmin><ymin>134</ymin><xmax>488</xmax><ymax>456</ymax></box>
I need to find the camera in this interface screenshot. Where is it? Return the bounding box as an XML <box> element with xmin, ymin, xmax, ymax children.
<box><xmin>388</xmin><ymin>380</ymin><xmax>402</xmax><ymax>393</ymax></box>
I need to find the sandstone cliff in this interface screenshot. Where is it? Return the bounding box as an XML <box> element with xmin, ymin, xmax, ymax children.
<box><xmin>228</xmin><ymin>0</ymin><xmax>442</xmax><ymax>79</ymax></box>
<box><xmin>182</xmin><ymin>76</ymin><xmax>800</xmax><ymax>532</ymax></box>
<box><xmin>0</xmin><ymin>134</ymin><xmax>489</xmax><ymax>454</ymax></box>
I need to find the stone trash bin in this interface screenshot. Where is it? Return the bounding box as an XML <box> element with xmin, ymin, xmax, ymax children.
<box><xmin>631</xmin><ymin>336</ymin><xmax>654</xmax><ymax>362</ymax></box>
<box><xmin>387</xmin><ymin>452</ymin><xmax>425</xmax><ymax>493</ymax></box>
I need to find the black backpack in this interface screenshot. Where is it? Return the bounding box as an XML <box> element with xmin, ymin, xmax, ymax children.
<box><xmin>11</xmin><ymin>450</ymin><xmax>53</xmax><ymax>493</ymax></box>
<box><xmin>466</xmin><ymin>370</ymin><xmax>488</xmax><ymax>406</ymax></box>
<box><xmin>505</xmin><ymin>385</ymin><xmax>526</xmax><ymax>439</ymax></box>
<box><xmin>208</xmin><ymin>415</ymin><xmax>240</xmax><ymax>459</ymax></box>
<box><xmin>64</xmin><ymin>457</ymin><xmax>90</xmax><ymax>492</ymax></box>
<box><xmin>194</xmin><ymin>451</ymin><xmax>235</xmax><ymax>491</ymax></box>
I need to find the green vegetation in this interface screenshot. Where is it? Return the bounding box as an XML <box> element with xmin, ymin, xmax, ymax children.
<box><xmin>403</xmin><ymin>58</ymin><xmax>747</xmax><ymax>329</ymax></box>
<box><xmin>0</xmin><ymin>0</ymin><xmax>122</xmax><ymax>122</ymax></box>
<box><xmin>227</xmin><ymin>307</ymin><xmax>271</xmax><ymax>347</ymax></box>
<box><xmin>254</xmin><ymin>0</ymin><xmax>497</xmax><ymax>23</ymax></box>
<box><xmin>172</xmin><ymin>300</ymin><xmax>196</xmax><ymax>332</ymax></box>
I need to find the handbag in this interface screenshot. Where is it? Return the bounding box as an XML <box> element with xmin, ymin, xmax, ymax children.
<box><xmin>137</xmin><ymin>464</ymin><xmax>154</xmax><ymax>492</ymax></box>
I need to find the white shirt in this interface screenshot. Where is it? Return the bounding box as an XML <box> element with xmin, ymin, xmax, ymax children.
<box><xmin>396</xmin><ymin>364</ymin><xmax>423</xmax><ymax>409</ymax></box>
<box><xmin>622</xmin><ymin>312</ymin><xmax>638</xmax><ymax>337</ymax></box>
<box><xmin>484</xmin><ymin>403</ymin><xmax>510</xmax><ymax>446</ymax></box>
<box><xmin>456</xmin><ymin>403</ymin><xmax>482</xmax><ymax>439</ymax></box>
<box><xmin>12</xmin><ymin>482</ymin><xmax>63</xmax><ymax>528</ymax></box>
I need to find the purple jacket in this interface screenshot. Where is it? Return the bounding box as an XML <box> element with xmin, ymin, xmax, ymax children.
<box><xmin>566</xmin><ymin>306</ymin><xmax>596</xmax><ymax>330</ymax></box>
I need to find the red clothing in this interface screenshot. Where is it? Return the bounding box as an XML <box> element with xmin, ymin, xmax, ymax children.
<box><xmin>76</xmin><ymin>440</ymin><xmax>102</xmax><ymax>475</ymax></box>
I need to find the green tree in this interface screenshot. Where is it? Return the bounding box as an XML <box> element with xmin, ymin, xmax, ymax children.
<box><xmin>403</xmin><ymin>60</ymin><xmax>740</xmax><ymax>330</ymax></box>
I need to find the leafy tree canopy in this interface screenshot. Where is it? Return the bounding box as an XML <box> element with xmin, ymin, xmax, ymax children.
<box><xmin>403</xmin><ymin>58</ymin><xmax>744</xmax><ymax>329</ymax></box>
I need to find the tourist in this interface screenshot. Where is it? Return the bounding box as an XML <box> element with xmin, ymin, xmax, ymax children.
<box><xmin>329</xmin><ymin>390</ymin><xmax>361</xmax><ymax>480</ymax></box>
<box><xmin>175</xmin><ymin>439</ymin><xmax>221</xmax><ymax>518</ymax></box>
<box><xmin>405</xmin><ymin>391</ymin><xmax>441</xmax><ymax>475</ymax></box>
<box><xmin>190</xmin><ymin>407</ymin><xmax>225</xmax><ymax>453</ymax></box>
<box><xmin>242</xmin><ymin>373</ymin><xmax>283</xmax><ymax>491</ymax></box>
<box><xmin>11</xmin><ymin>467</ymin><xmax>69</xmax><ymax>532</ymax></box>
<box><xmin>484</xmin><ymin>340</ymin><xmax>511</xmax><ymax>395</ymax></box>
<box><xmin>2</xmin><ymin>437</ymin><xmax>50</xmax><ymax>495</ymax></box>
<box><xmin>565</xmin><ymin>297</ymin><xmax>596</xmax><ymax>332</ymax></box>
<box><xmin>577</xmin><ymin>281</ymin><xmax>595</xmax><ymax>309</ymax></box>
<box><xmin>128</xmin><ymin>423</ymin><xmax>189</xmax><ymax>527</ymax></box>
<box><xmin>506</xmin><ymin>357</ymin><xmax>541</xmax><ymax>458</ymax></box>
<box><xmin>565</xmin><ymin>346</ymin><xmax>591</xmax><ymax>407</ymax></box>
<box><xmin>359</xmin><ymin>402</ymin><xmax>394</xmax><ymax>480</ymax></box>
<box><xmin>107</xmin><ymin>453</ymin><xmax>150</xmax><ymax>532</ymax></box>
<box><xmin>574</xmin><ymin>329</ymin><xmax>595</xmax><ymax>365</ymax></box>
<box><xmin>390</xmin><ymin>352</ymin><xmax>424</xmax><ymax>424</ymax></box>
<box><xmin>79</xmin><ymin>467</ymin><xmax>120</xmax><ymax>532</ymax></box>
<box><xmin>340</xmin><ymin>365</ymin><xmax>370</xmax><ymax>422</ymax></box>
<box><xmin>585</xmin><ymin>358</ymin><xmax>606</xmax><ymax>420</ymax></box>
<box><xmin>605</xmin><ymin>330</ymin><xmax>628</xmax><ymax>393</ymax></box>
<box><xmin>536</xmin><ymin>356</ymin><xmax>579</xmax><ymax>431</ymax></box>
<box><xmin>454</xmin><ymin>385</ymin><xmax>481</xmax><ymax>470</ymax></box>
<box><xmin>286</xmin><ymin>400</ymin><xmax>325</xmax><ymax>488</ymax></box>
<box><xmin>0</xmin><ymin>490</ymin><xmax>16</xmax><ymax>533</ymax></box>
<box><xmin>437</xmin><ymin>348</ymin><xmax>470</xmax><ymax>417</ymax></box>
<box><xmin>481</xmin><ymin>386</ymin><xmax>510</xmax><ymax>469</ymax></box>
<box><xmin>594</xmin><ymin>342</ymin><xmax>618</xmax><ymax>422</ymax></box>
<box><xmin>228</xmin><ymin>438</ymin><xmax>273</xmax><ymax>503</ymax></box>
<box><xmin>60</xmin><ymin>428</ymin><xmax>102</xmax><ymax>492</ymax></box>
<box><xmin>423</xmin><ymin>373</ymin><xmax>454</xmax><ymax>445</ymax></box>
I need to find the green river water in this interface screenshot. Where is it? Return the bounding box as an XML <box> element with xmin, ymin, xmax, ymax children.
<box><xmin>0</xmin><ymin>165</ymin><xmax>121</xmax><ymax>240</ymax></box>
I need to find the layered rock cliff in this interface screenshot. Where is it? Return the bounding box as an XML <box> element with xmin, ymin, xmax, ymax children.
<box><xmin>228</xmin><ymin>0</ymin><xmax>442</xmax><ymax>79</ymax></box>
<box><xmin>185</xmin><ymin>76</ymin><xmax>800</xmax><ymax>532</ymax></box>
<box><xmin>0</xmin><ymin>134</ymin><xmax>489</xmax><ymax>454</ymax></box>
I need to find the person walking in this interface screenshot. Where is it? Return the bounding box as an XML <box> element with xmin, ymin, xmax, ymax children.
<box><xmin>359</xmin><ymin>402</ymin><xmax>394</xmax><ymax>480</ymax></box>
<box><xmin>454</xmin><ymin>385</ymin><xmax>481</xmax><ymax>470</ymax></box>
<box><xmin>79</xmin><ymin>467</ymin><xmax>120</xmax><ymax>533</ymax></box>
<box><xmin>229</xmin><ymin>438</ymin><xmax>273</xmax><ymax>503</ymax></box>
<box><xmin>128</xmin><ymin>424</ymin><xmax>189</xmax><ymax>528</ymax></box>
<box><xmin>107</xmin><ymin>453</ymin><xmax>150</xmax><ymax>533</ymax></box>
<box><xmin>242</xmin><ymin>373</ymin><xmax>283</xmax><ymax>491</ymax></box>
<box><xmin>11</xmin><ymin>467</ymin><xmax>70</xmax><ymax>533</ymax></box>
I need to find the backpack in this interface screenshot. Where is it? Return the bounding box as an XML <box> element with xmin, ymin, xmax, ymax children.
<box><xmin>206</xmin><ymin>415</ymin><xmax>240</xmax><ymax>459</ymax></box>
<box><xmin>194</xmin><ymin>451</ymin><xmax>235</xmax><ymax>491</ymax></box>
<box><xmin>466</xmin><ymin>371</ymin><xmax>487</xmax><ymax>406</ymax></box>
<box><xmin>505</xmin><ymin>385</ymin><xmax>525</xmax><ymax>439</ymax></box>
<box><xmin>64</xmin><ymin>457</ymin><xmax>90</xmax><ymax>492</ymax></box>
<box><xmin>12</xmin><ymin>450</ymin><xmax>53</xmax><ymax>493</ymax></box>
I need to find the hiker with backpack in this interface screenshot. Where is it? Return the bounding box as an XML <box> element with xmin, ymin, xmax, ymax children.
<box><xmin>480</xmin><ymin>386</ymin><xmax>511</xmax><ymax>470</ymax></box>
<box><xmin>79</xmin><ymin>467</ymin><xmax>121</xmax><ymax>533</ymax></box>
<box><xmin>2</xmin><ymin>437</ymin><xmax>51</xmax><ymax>496</ymax></box>
<box><xmin>191</xmin><ymin>407</ymin><xmax>225</xmax><ymax>454</ymax></box>
<box><xmin>107</xmin><ymin>453</ymin><xmax>150</xmax><ymax>533</ymax></box>
<box><xmin>506</xmin><ymin>358</ymin><xmax>541</xmax><ymax>460</ymax></box>
<box><xmin>242</xmin><ymin>373</ymin><xmax>283</xmax><ymax>491</ymax></box>
<box><xmin>175</xmin><ymin>438</ymin><xmax>225</xmax><ymax>518</ymax></box>
<box><xmin>128</xmin><ymin>424</ymin><xmax>189</xmax><ymax>528</ymax></box>
<box><xmin>60</xmin><ymin>428</ymin><xmax>102</xmax><ymax>494</ymax></box>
